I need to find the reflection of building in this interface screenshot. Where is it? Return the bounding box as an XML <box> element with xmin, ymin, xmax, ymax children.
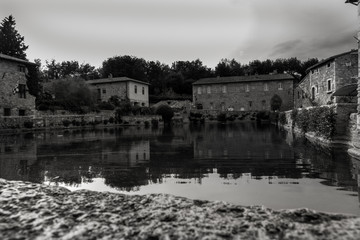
<box><xmin>101</xmin><ymin>140</ymin><xmax>150</xmax><ymax>167</ymax></box>
<box><xmin>192</xmin><ymin>74</ymin><xmax>295</xmax><ymax>111</ymax></box>
<box><xmin>192</xmin><ymin>123</ymin><xmax>298</xmax><ymax>179</ymax></box>
<box><xmin>0</xmin><ymin>134</ymin><xmax>39</xmax><ymax>182</ymax></box>
<box><xmin>87</xmin><ymin>76</ymin><xmax>149</xmax><ymax>107</ymax></box>
<box><xmin>0</xmin><ymin>54</ymin><xmax>36</xmax><ymax>116</ymax></box>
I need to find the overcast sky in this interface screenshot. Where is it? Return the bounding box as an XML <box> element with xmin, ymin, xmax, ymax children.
<box><xmin>1</xmin><ymin>0</ymin><xmax>358</xmax><ymax>69</ymax></box>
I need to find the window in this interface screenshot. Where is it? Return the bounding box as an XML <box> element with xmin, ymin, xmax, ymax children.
<box><xmin>4</xmin><ymin>108</ymin><xmax>11</xmax><ymax>116</ymax></box>
<box><xmin>245</xmin><ymin>84</ymin><xmax>250</xmax><ymax>92</ymax></box>
<box><xmin>264</xmin><ymin>83</ymin><xmax>268</xmax><ymax>91</ymax></box>
<box><xmin>207</xmin><ymin>86</ymin><xmax>211</xmax><ymax>94</ymax></box>
<box><xmin>311</xmin><ymin>87</ymin><xmax>316</xmax><ymax>100</ymax></box>
<box><xmin>316</xmin><ymin>85</ymin><xmax>319</xmax><ymax>94</ymax></box>
<box><xmin>142</xmin><ymin>87</ymin><xmax>145</xmax><ymax>95</ymax></box>
<box><xmin>278</xmin><ymin>82</ymin><xmax>283</xmax><ymax>90</ymax></box>
<box><xmin>141</xmin><ymin>103</ymin><xmax>145</xmax><ymax>107</ymax></box>
<box><xmin>197</xmin><ymin>86</ymin><xmax>202</xmax><ymax>94</ymax></box>
<box><xmin>19</xmin><ymin>109</ymin><xmax>25</xmax><ymax>116</ymax></box>
<box><xmin>102</xmin><ymin>89</ymin><xmax>106</xmax><ymax>94</ymax></box>
<box><xmin>311</xmin><ymin>69</ymin><xmax>319</xmax><ymax>74</ymax></box>
<box><xmin>248</xmin><ymin>101</ymin><xmax>252</xmax><ymax>109</ymax></box>
<box><xmin>97</xmin><ymin>89</ymin><xmax>101</xmax><ymax>100</ymax></box>
<box><xmin>18</xmin><ymin>65</ymin><xmax>26</xmax><ymax>73</ymax></box>
<box><xmin>222</xmin><ymin>85</ymin><xmax>227</xmax><ymax>93</ymax></box>
<box><xmin>134</xmin><ymin>85</ymin><xmax>137</xmax><ymax>94</ymax></box>
<box><xmin>210</xmin><ymin>102</ymin><xmax>214</xmax><ymax>110</ymax></box>
<box><xmin>261</xmin><ymin>100</ymin><xmax>266</xmax><ymax>110</ymax></box>
<box><xmin>297</xmin><ymin>91</ymin><xmax>301</xmax><ymax>99</ymax></box>
<box><xmin>327</xmin><ymin>63</ymin><xmax>331</xmax><ymax>68</ymax></box>
<box><xmin>18</xmin><ymin>84</ymin><xmax>26</xmax><ymax>98</ymax></box>
<box><xmin>327</xmin><ymin>79</ymin><xmax>332</xmax><ymax>92</ymax></box>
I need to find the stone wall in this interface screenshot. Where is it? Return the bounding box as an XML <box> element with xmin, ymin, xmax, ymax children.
<box><xmin>127</xmin><ymin>81</ymin><xmax>149</xmax><ymax>107</ymax></box>
<box><xmin>295</xmin><ymin>50</ymin><xmax>358</xmax><ymax>109</ymax></box>
<box><xmin>0</xmin><ymin>72</ymin><xmax>35</xmax><ymax>116</ymax></box>
<box><xmin>0</xmin><ymin>59</ymin><xmax>25</xmax><ymax>75</ymax></box>
<box><xmin>193</xmin><ymin>79</ymin><xmax>294</xmax><ymax>112</ymax></box>
<box><xmin>88</xmin><ymin>81</ymin><xmax>127</xmax><ymax>102</ymax></box>
<box><xmin>0</xmin><ymin>110</ymin><xmax>162</xmax><ymax>130</ymax></box>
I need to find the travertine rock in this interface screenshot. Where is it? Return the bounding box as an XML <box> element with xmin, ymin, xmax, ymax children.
<box><xmin>0</xmin><ymin>179</ymin><xmax>359</xmax><ymax>239</ymax></box>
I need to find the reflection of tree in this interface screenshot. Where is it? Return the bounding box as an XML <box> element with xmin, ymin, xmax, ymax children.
<box><xmin>1</xmin><ymin>125</ymin><xmax>358</xmax><ymax>197</ymax></box>
<box><xmin>292</xmin><ymin>137</ymin><xmax>358</xmax><ymax>192</ymax></box>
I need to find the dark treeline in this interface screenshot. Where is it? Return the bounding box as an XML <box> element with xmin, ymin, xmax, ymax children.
<box><xmin>39</xmin><ymin>56</ymin><xmax>319</xmax><ymax>98</ymax></box>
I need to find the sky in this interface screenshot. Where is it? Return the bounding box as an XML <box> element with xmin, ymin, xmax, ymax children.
<box><xmin>1</xmin><ymin>0</ymin><xmax>358</xmax><ymax>69</ymax></box>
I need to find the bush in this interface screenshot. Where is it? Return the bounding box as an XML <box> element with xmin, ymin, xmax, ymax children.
<box><xmin>217</xmin><ymin>113</ymin><xmax>227</xmax><ymax>122</ymax></box>
<box><xmin>291</xmin><ymin>109</ymin><xmax>298</xmax><ymax>125</ymax></box>
<box><xmin>256</xmin><ymin>111</ymin><xmax>270</xmax><ymax>120</ymax></box>
<box><xmin>279</xmin><ymin>112</ymin><xmax>287</xmax><ymax>125</ymax></box>
<box><xmin>23</xmin><ymin>121</ymin><xmax>34</xmax><ymax>128</ymax></box>
<box><xmin>151</xmin><ymin>119</ymin><xmax>159</xmax><ymax>127</ymax></box>
<box><xmin>62</xmin><ymin>119</ymin><xmax>71</xmax><ymax>127</ymax></box>
<box><xmin>103</xmin><ymin>119</ymin><xmax>109</xmax><ymax>125</ymax></box>
<box><xmin>109</xmin><ymin>117</ymin><xmax>115</xmax><ymax>124</ymax></box>
<box><xmin>293</xmin><ymin>107</ymin><xmax>336</xmax><ymax>139</ymax></box>
<box><xmin>144</xmin><ymin>121</ymin><xmax>150</xmax><ymax>127</ymax></box>
<box><xmin>97</xmin><ymin>101</ymin><xmax>115</xmax><ymax>110</ymax></box>
<box><xmin>155</xmin><ymin>105</ymin><xmax>174</xmax><ymax>123</ymax></box>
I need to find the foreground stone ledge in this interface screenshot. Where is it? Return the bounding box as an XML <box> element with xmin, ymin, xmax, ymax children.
<box><xmin>1</xmin><ymin>179</ymin><xmax>360</xmax><ymax>240</ymax></box>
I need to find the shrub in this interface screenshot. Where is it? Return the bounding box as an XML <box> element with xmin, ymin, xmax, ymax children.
<box><xmin>155</xmin><ymin>105</ymin><xmax>174</xmax><ymax>123</ymax></box>
<box><xmin>109</xmin><ymin>117</ymin><xmax>115</xmax><ymax>124</ymax></box>
<box><xmin>296</xmin><ymin>109</ymin><xmax>309</xmax><ymax>132</ymax></box>
<box><xmin>97</xmin><ymin>101</ymin><xmax>115</xmax><ymax>110</ymax></box>
<box><xmin>291</xmin><ymin>109</ymin><xmax>298</xmax><ymax>125</ymax></box>
<box><xmin>103</xmin><ymin>119</ymin><xmax>109</xmax><ymax>125</ymax></box>
<box><xmin>256</xmin><ymin>111</ymin><xmax>270</xmax><ymax>120</ymax></box>
<box><xmin>293</xmin><ymin>107</ymin><xmax>336</xmax><ymax>139</ymax></box>
<box><xmin>151</xmin><ymin>119</ymin><xmax>159</xmax><ymax>127</ymax></box>
<box><xmin>279</xmin><ymin>112</ymin><xmax>287</xmax><ymax>125</ymax></box>
<box><xmin>144</xmin><ymin>121</ymin><xmax>150</xmax><ymax>127</ymax></box>
<box><xmin>217</xmin><ymin>113</ymin><xmax>227</xmax><ymax>122</ymax></box>
<box><xmin>132</xmin><ymin>105</ymin><xmax>142</xmax><ymax>115</ymax></box>
<box><xmin>62</xmin><ymin>119</ymin><xmax>71</xmax><ymax>127</ymax></box>
<box><xmin>23</xmin><ymin>121</ymin><xmax>34</xmax><ymax>128</ymax></box>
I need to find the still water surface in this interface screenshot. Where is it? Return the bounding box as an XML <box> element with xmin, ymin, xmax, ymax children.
<box><xmin>0</xmin><ymin>123</ymin><xmax>359</xmax><ymax>215</ymax></box>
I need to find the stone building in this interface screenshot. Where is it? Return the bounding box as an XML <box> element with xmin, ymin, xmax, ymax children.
<box><xmin>295</xmin><ymin>49</ymin><xmax>358</xmax><ymax>108</ymax></box>
<box><xmin>0</xmin><ymin>53</ymin><xmax>36</xmax><ymax>117</ymax></box>
<box><xmin>192</xmin><ymin>73</ymin><xmax>295</xmax><ymax>112</ymax></box>
<box><xmin>86</xmin><ymin>77</ymin><xmax>150</xmax><ymax>107</ymax></box>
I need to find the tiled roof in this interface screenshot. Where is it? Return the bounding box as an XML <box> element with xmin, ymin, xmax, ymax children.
<box><xmin>306</xmin><ymin>49</ymin><xmax>357</xmax><ymax>72</ymax></box>
<box><xmin>86</xmin><ymin>77</ymin><xmax>150</xmax><ymax>85</ymax></box>
<box><xmin>0</xmin><ymin>53</ymin><xmax>36</xmax><ymax>65</ymax></box>
<box><xmin>192</xmin><ymin>73</ymin><xmax>295</xmax><ymax>85</ymax></box>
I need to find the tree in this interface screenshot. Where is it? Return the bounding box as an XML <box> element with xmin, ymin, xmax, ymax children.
<box><xmin>215</xmin><ymin>58</ymin><xmax>243</xmax><ymax>77</ymax></box>
<box><xmin>26</xmin><ymin>60</ymin><xmax>42</xmax><ymax>97</ymax></box>
<box><xmin>50</xmin><ymin>77</ymin><xmax>97</xmax><ymax>113</ymax></box>
<box><xmin>0</xmin><ymin>15</ymin><xmax>28</xmax><ymax>59</ymax></box>
<box><xmin>102</xmin><ymin>55</ymin><xmax>148</xmax><ymax>81</ymax></box>
<box><xmin>156</xmin><ymin>105</ymin><xmax>174</xmax><ymax>124</ymax></box>
<box><xmin>146</xmin><ymin>61</ymin><xmax>170</xmax><ymax>95</ymax></box>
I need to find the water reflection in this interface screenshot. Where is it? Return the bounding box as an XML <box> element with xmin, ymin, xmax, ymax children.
<box><xmin>0</xmin><ymin>123</ymin><xmax>359</xmax><ymax>215</ymax></box>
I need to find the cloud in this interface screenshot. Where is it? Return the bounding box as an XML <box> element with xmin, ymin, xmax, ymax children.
<box><xmin>270</xmin><ymin>40</ymin><xmax>303</xmax><ymax>57</ymax></box>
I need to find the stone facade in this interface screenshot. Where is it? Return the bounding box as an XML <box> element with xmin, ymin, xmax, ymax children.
<box><xmin>295</xmin><ymin>50</ymin><xmax>358</xmax><ymax>108</ymax></box>
<box><xmin>87</xmin><ymin>77</ymin><xmax>149</xmax><ymax>107</ymax></box>
<box><xmin>0</xmin><ymin>54</ymin><xmax>36</xmax><ymax>117</ymax></box>
<box><xmin>192</xmin><ymin>74</ymin><xmax>295</xmax><ymax>112</ymax></box>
